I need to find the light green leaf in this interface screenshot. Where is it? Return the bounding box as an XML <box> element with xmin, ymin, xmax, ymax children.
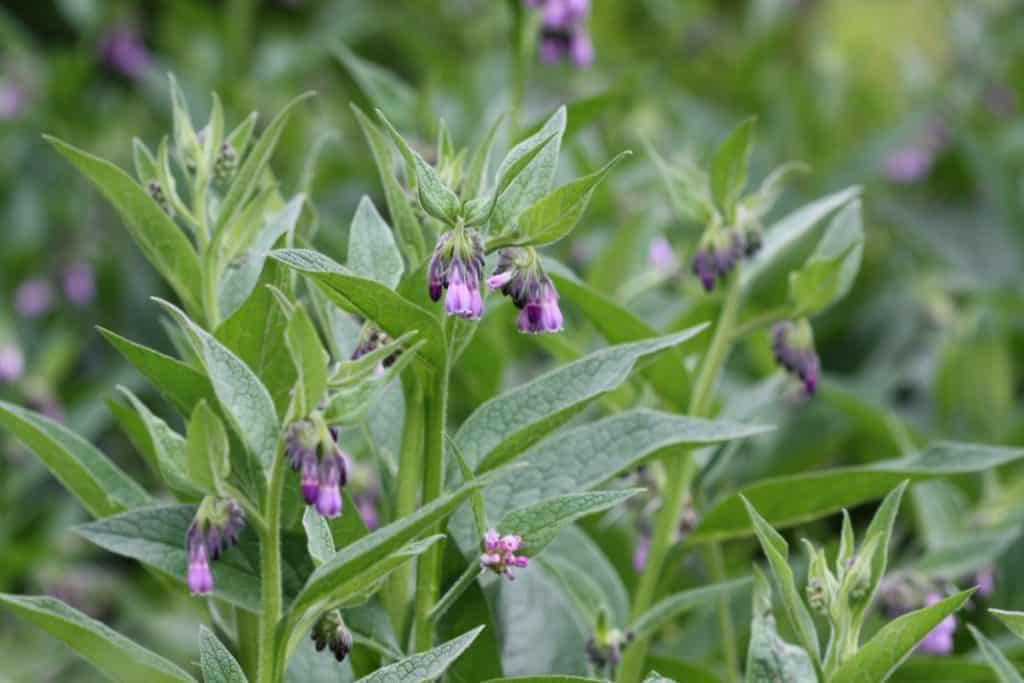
<box><xmin>788</xmin><ymin>199</ymin><xmax>864</xmax><ymax>316</ymax></box>
<box><xmin>641</xmin><ymin>675</ymin><xmax>677</xmax><ymax>683</ymax></box>
<box><xmin>740</xmin><ymin>161</ymin><xmax>810</xmax><ymax>218</ymax></box>
<box><xmin>46</xmin><ymin>136</ymin><xmax>203</xmax><ymax>314</ymax></box>
<box><xmin>284</xmin><ymin>303</ymin><xmax>329</xmax><ymax>417</ymax></box>
<box><xmin>991</xmin><ymin>610</ymin><xmax>1024</xmax><ymax>641</ymax></box>
<box><xmin>159</xmin><ymin>299</ymin><xmax>281</xmax><ymax>471</ymax></box>
<box><xmin>631</xmin><ymin>578</ymin><xmax>753</xmax><ymax>642</ymax></box>
<box><xmin>745</xmin><ymin>568</ymin><xmax>818</xmax><ymax>683</ymax></box>
<box><xmin>355</xmin><ymin>626</ymin><xmax>484</xmax><ymax>683</ymax></box>
<box><xmin>0</xmin><ymin>594</ymin><xmax>196</xmax><ymax>683</ymax></box>
<box><xmin>710</xmin><ymin>117</ymin><xmax>756</xmax><ymax>223</ymax></box>
<box><xmin>465</xmin><ymin>114</ymin><xmax>505</xmax><ymax>198</ymax></box>
<box><xmin>0</xmin><ymin>400</ymin><xmax>150</xmax><ymax>518</ymax></box>
<box><xmin>968</xmin><ymin>625</ymin><xmax>1024</xmax><ymax>683</ymax></box>
<box><xmin>545</xmin><ymin>526</ymin><xmax>630</xmax><ymax>626</ymax></box>
<box><xmin>348</xmin><ymin>195</ymin><xmax>404</xmax><ymax>289</ymax></box>
<box><xmin>831</xmin><ymin>589</ymin><xmax>975</xmax><ymax>683</ymax></box>
<box><xmin>493</xmin><ymin>151</ymin><xmax>629</xmax><ymax>248</ymax></box>
<box><xmin>692</xmin><ymin>442</ymin><xmax>1024</xmax><ymax>542</ymax></box>
<box><xmin>187</xmin><ymin>400</ymin><xmax>230</xmax><ymax>493</ymax></box>
<box><xmin>498</xmin><ymin>489</ymin><xmax>640</xmax><ymax>556</ymax></box>
<box><xmin>199</xmin><ymin>625</ymin><xmax>248</xmax><ymax>683</ymax></box>
<box><xmin>483</xmin><ymin>678</ymin><xmax>606</xmax><ymax>683</ymax></box>
<box><xmin>98</xmin><ymin>327</ymin><xmax>214</xmax><ymax>415</ymax></box>
<box><xmin>168</xmin><ymin>74</ymin><xmax>199</xmax><ymax>169</ymax></box>
<box><xmin>271</xmin><ymin>249</ymin><xmax>446</xmax><ymax>371</ymax></box>
<box><xmin>226</xmin><ymin>112</ymin><xmax>259</xmax><ymax>160</ymax></box>
<box><xmin>132</xmin><ymin>137</ymin><xmax>158</xmax><ymax>182</ymax></box>
<box><xmin>303</xmin><ymin>507</ymin><xmax>336</xmax><ymax>567</ymax></box>
<box><xmin>335</xmin><ymin>44</ymin><xmax>417</xmax><ymax>130</ymax></box>
<box><xmin>118</xmin><ymin>386</ymin><xmax>198</xmax><ymax>496</ymax></box>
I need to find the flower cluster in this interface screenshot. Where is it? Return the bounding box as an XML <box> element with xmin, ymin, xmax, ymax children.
<box><xmin>771</xmin><ymin>319</ymin><xmax>820</xmax><ymax>395</ymax></box>
<box><xmin>691</xmin><ymin>222</ymin><xmax>761</xmax><ymax>292</ymax></box>
<box><xmin>479</xmin><ymin>528</ymin><xmax>529</xmax><ymax>579</ymax></box>
<box><xmin>525</xmin><ymin>0</ymin><xmax>594</xmax><ymax>68</ymax></box>
<box><xmin>351</xmin><ymin>325</ymin><xmax>402</xmax><ymax>375</ymax></box>
<box><xmin>427</xmin><ymin>228</ymin><xmax>486</xmax><ymax>319</ymax></box>
<box><xmin>285</xmin><ymin>419</ymin><xmax>350</xmax><ymax>519</ymax></box>
<box><xmin>185</xmin><ymin>497</ymin><xmax>245</xmax><ymax>596</ymax></box>
<box><xmin>487</xmin><ymin>247</ymin><xmax>564</xmax><ymax>334</ymax></box>
<box><xmin>311</xmin><ymin>610</ymin><xmax>354</xmax><ymax>663</ymax></box>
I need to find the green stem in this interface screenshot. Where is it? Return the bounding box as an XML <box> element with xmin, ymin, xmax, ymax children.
<box><xmin>256</xmin><ymin>450</ymin><xmax>287</xmax><ymax>683</ymax></box>
<box><xmin>388</xmin><ymin>378</ymin><xmax>425</xmax><ymax>642</ymax></box>
<box><xmin>617</xmin><ymin>280</ymin><xmax>743</xmax><ymax>683</ymax></box>
<box><xmin>236</xmin><ymin>609</ymin><xmax>261</xmax><ymax>680</ymax></box>
<box><xmin>412</xmin><ymin>369</ymin><xmax>449</xmax><ymax>651</ymax></box>
<box><xmin>427</xmin><ymin>563</ymin><xmax>482</xmax><ymax>623</ymax></box>
<box><xmin>705</xmin><ymin>542</ymin><xmax>741</xmax><ymax>683</ymax></box>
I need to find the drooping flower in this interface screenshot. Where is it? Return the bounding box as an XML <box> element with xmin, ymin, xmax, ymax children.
<box><xmin>285</xmin><ymin>418</ymin><xmax>350</xmax><ymax>519</ymax></box>
<box><xmin>690</xmin><ymin>229</ymin><xmax>746</xmax><ymax>292</ymax></box>
<box><xmin>185</xmin><ymin>497</ymin><xmax>245</xmax><ymax>596</ymax></box>
<box><xmin>526</xmin><ymin>0</ymin><xmax>594</xmax><ymax>68</ymax></box>
<box><xmin>100</xmin><ymin>26</ymin><xmax>152</xmax><ymax>80</ymax></box>
<box><xmin>427</xmin><ymin>229</ymin><xmax>486</xmax><ymax>320</ymax></box>
<box><xmin>15</xmin><ymin>278</ymin><xmax>54</xmax><ymax>319</ymax></box>
<box><xmin>480</xmin><ymin>528</ymin><xmax>529</xmax><ymax>579</ymax></box>
<box><xmin>63</xmin><ymin>261</ymin><xmax>96</xmax><ymax>306</ymax></box>
<box><xmin>918</xmin><ymin>593</ymin><xmax>956</xmax><ymax>655</ymax></box>
<box><xmin>488</xmin><ymin>247</ymin><xmax>564</xmax><ymax>334</ymax></box>
<box><xmin>312</xmin><ymin>610</ymin><xmax>353</xmax><ymax>662</ymax></box>
<box><xmin>771</xmin><ymin>319</ymin><xmax>820</xmax><ymax>395</ymax></box>
<box><xmin>0</xmin><ymin>344</ymin><xmax>24</xmax><ymax>384</ymax></box>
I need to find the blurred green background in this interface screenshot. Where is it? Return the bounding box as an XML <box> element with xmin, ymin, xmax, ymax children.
<box><xmin>1</xmin><ymin>0</ymin><xmax>1023</xmax><ymax>680</ymax></box>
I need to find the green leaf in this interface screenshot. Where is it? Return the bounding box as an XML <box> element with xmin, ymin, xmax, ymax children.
<box><xmin>692</xmin><ymin>442</ymin><xmax>1024</xmax><ymax>542</ymax></box>
<box><xmin>991</xmin><ymin>610</ymin><xmax>1024</xmax><ymax>641</ymax></box>
<box><xmin>377</xmin><ymin>110</ymin><xmax>462</xmax><ymax>224</ymax></box>
<box><xmin>831</xmin><ymin>589</ymin><xmax>975</xmax><ymax>683</ymax></box>
<box><xmin>0</xmin><ymin>400</ymin><xmax>150</xmax><ymax>517</ymax></box>
<box><xmin>545</xmin><ymin>526</ymin><xmax>630</xmax><ymax>626</ymax></box>
<box><xmin>159</xmin><ymin>299</ymin><xmax>281</xmax><ymax>471</ymax></box>
<box><xmin>334</xmin><ymin>44</ymin><xmax>417</xmax><ymax>130</ymax></box>
<box><xmin>354</xmin><ymin>626</ymin><xmax>484</xmax><ymax>683</ymax></box>
<box><xmin>465</xmin><ymin>114</ymin><xmax>505</xmax><ymax>197</ymax></box>
<box><xmin>631</xmin><ymin>578</ymin><xmax>753</xmax><ymax>642</ymax></box>
<box><xmin>351</xmin><ymin>104</ymin><xmax>426</xmax><ymax>267</ymax></box>
<box><xmin>199</xmin><ymin>625</ymin><xmax>248</xmax><ymax>683</ymax></box>
<box><xmin>98</xmin><ymin>327</ymin><xmax>214</xmax><ymax>415</ymax></box>
<box><xmin>710</xmin><ymin>117</ymin><xmax>756</xmax><ymax>223</ymax></box>
<box><xmin>788</xmin><ymin>199</ymin><xmax>864</xmax><ymax>316</ymax></box>
<box><xmin>641</xmin><ymin>675</ymin><xmax>676</xmax><ymax>683</ymax></box>
<box><xmin>498</xmin><ymin>489</ymin><xmax>640</xmax><ymax>556</ymax></box>
<box><xmin>284</xmin><ymin>303</ymin><xmax>329</xmax><ymax>417</ymax></box>
<box><xmin>0</xmin><ymin>594</ymin><xmax>196</xmax><ymax>683</ymax></box>
<box><xmin>187</xmin><ymin>400</ymin><xmax>230</xmax><ymax>493</ymax></box>
<box><xmin>226</xmin><ymin>112</ymin><xmax>259</xmax><ymax>160</ymax></box>
<box><xmin>968</xmin><ymin>625</ymin><xmax>1024</xmax><ymax>683</ymax></box>
<box><xmin>303</xmin><ymin>507</ymin><xmax>336</xmax><ymax>567</ymax></box>
<box><xmin>454</xmin><ymin>327</ymin><xmax>708</xmax><ymax>474</ymax></box>
<box><xmin>214</xmin><ymin>92</ymin><xmax>314</xmax><ymax>235</ymax></box>
<box><xmin>740</xmin><ymin>161</ymin><xmax>810</xmax><ymax>218</ymax></box>
<box><xmin>271</xmin><ymin>249</ymin><xmax>446</xmax><ymax>371</ymax></box>
<box><xmin>45</xmin><ymin>136</ymin><xmax>203</xmax><ymax>314</ymax></box>
<box><xmin>348</xmin><ymin>195</ymin><xmax>404</xmax><ymax>289</ymax></box>
<box><xmin>483</xmin><ymin>678</ymin><xmax>606</xmax><ymax>683</ymax></box>
<box><xmin>742</xmin><ymin>497</ymin><xmax>820</xmax><ymax>664</ymax></box>
<box><xmin>494</xmin><ymin>151</ymin><xmax>630</xmax><ymax>248</ymax></box>
<box><xmin>853</xmin><ymin>482</ymin><xmax>908</xmax><ymax>622</ymax></box>
<box><xmin>117</xmin><ymin>387</ymin><xmax>198</xmax><ymax>496</ymax></box>
<box><xmin>745</xmin><ymin>568</ymin><xmax>818</xmax><ymax>683</ymax></box>
<box><xmin>168</xmin><ymin>74</ymin><xmax>199</xmax><ymax>169</ymax></box>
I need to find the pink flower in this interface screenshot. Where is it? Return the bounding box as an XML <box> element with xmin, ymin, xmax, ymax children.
<box><xmin>480</xmin><ymin>528</ymin><xmax>529</xmax><ymax>579</ymax></box>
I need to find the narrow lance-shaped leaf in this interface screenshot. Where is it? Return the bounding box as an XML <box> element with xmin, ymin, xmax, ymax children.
<box><xmin>990</xmin><ymin>609</ymin><xmax>1024</xmax><ymax>641</ymax></box>
<box><xmin>348</xmin><ymin>195</ymin><xmax>404</xmax><ymax>289</ymax></box>
<box><xmin>710</xmin><ymin>117</ymin><xmax>756</xmax><ymax>223</ymax></box>
<box><xmin>745</xmin><ymin>567</ymin><xmax>818</xmax><ymax>683</ymax></box>
<box><xmin>284</xmin><ymin>303</ymin><xmax>329</xmax><ymax>417</ymax></box>
<box><xmin>334</xmin><ymin>44</ymin><xmax>417</xmax><ymax>130</ymax></box>
<box><xmin>198</xmin><ymin>626</ymin><xmax>248</xmax><ymax>683</ymax></box>
<box><xmin>187</xmin><ymin>400</ymin><xmax>230</xmax><ymax>493</ymax></box>
<box><xmin>0</xmin><ymin>594</ymin><xmax>196</xmax><ymax>683</ymax></box>
<box><xmin>788</xmin><ymin>199</ymin><xmax>864</xmax><ymax>316</ymax></box>
<box><xmin>118</xmin><ymin>386</ymin><xmax>198</xmax><ymax>496</ymax></box>
<box><xmin>630</xmin><ymin>578</ymin><xmax>753</xmax><ymax>642</ymax></box>
<box><xmin>355</xmin><ymin>626</ymin><xmax>484</xmax><ymax>683</ymax></box>
<box><xmin>968</xmin><ymin>625</ymin><xmax>1024</xmax><ymax>683</ymax></box>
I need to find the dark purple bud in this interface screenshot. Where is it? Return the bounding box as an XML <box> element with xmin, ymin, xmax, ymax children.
<box><xmin>771</xmin><ymin>320</ymin><xmax>820</xmax><ymax>396</ymax></box>
<box><xmin>285</xmin><ymin>420</ymin><xmax>318</xmax><ymax>471</ymax></box>
<box><xmin>691</xmin><ymin>248</ymin><xmax>717</xmax><ymax>292</ymax></box>
<box><xmin>311</xmin><ymin>610</ymin><xmax>353</xmax><ymax>663</ymax></box>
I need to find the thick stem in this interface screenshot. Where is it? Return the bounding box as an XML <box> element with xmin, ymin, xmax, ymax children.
<box><xmin>236</xmin><ymin>609</ymin><xmax>261</xmax><ymax>680</ymax></box>
<box><xmin>412</xmin><ymin>370</ymin><xmax>448</xmax><ymax>651</ymax></box>
<box><xmin>705</xmin><ymin>542</ymin><xmax>741</xmax><ymax>682</ymax></box>
<box><xmin>617</xmin><ymin>280</ymin><xmax>743</xmax><ymax>683</ymax></box>
<box><xmin>256</xmin><ymin>451</ymin><xmax>287</xmax><ymax>683</ymax></box>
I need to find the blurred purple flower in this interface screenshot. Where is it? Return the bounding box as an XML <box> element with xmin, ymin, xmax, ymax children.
<box><xmin>984</xmin><ymin>84</ymin><xmax>1017</xmax><ymax>119</ymax></box>
<box><xmin>0</xmin><ymin>344</ymin><xmax>24</xmax><ymax>384</ymax></box>
<box><xmin>356</xmin><ymin>492</ymin><xmax>378</xmax><ymax>531</ymax></box>
<box><xmin>63</xmin><ymin>262</ymin><xmax>96</xmax><ymax>307</ymax></box>
<box><xmin>527</xmin><ymin>0</ymin><xmax>593</xmax><ymax>68</ymax></box>
<box><xmin>884</xmin><ymin>146</ymin><xmax>934</xmax><ymax>184</ymax></box>
<box><xmin>15</xmin><ymin>278</ymin><xmax>54</xmax><ymax>318</ymax></box>
<box><xmin>632</xmin><ymin>533</ymin><xmax>650</xmax><ymax>572</ymax></box>
<box><xmin>975</xmin><ymin>566</ymin><xmax>996</xmax><ymax>598</ymax></box>
<box><xmin>29</xmin><ymin>395</ymin><xmax>64</xmax><ymax>423</ymax></box>
<box><xmin>0</xmin><ymin>80</ymin><xmax>27</xmax><ymax>120</ymax></box>
<box><xmin>917</xmin><ymin>593</ymin><xmax>956</xmax><ymax>655</ymax></box>
<box><xmin>648</xmin><ymin>236</ymin><xmax>677</xmax><ymax>275</ymax></box>
<box><xmin>101</xmin><ymin>27</ymin><xmax>152</xmax><ymax>80</ymax></box>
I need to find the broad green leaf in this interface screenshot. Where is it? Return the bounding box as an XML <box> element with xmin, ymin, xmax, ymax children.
<box><xmin>199</xmin><ymin>626</ymin><xmax>248</xmax><ymax>683</ymax></box>
<box><xmin>489</xmin><ymin>107</ymin><xmax>566</xmax><ymax>235</ymax></box>
<box><xmin>546</xmin><ymin>526</ymin><xmax>630</xmax><ymax>626</ymax></box>
<box><xmin>968</xmin><ymin>625</ymin><xmax>1024</xmax><ymax>683</ymax></box>
<box><xmin>347</xmin><ymin>601</ymin><xmax>403</xmax><ymax>660</ymax></box>
<box><xmin>271</xmin><ymin>249</ymin><xmax>446</xmax><ymax>370</ymax></box>
<box><xmin>468</xmin><ymin>130</ymin><xmax>558</xmax><ymax>227</ymax></box>
<box><xmin>991</xmin><ymin>610</ymin><xmax>1024</xmax><ymax>641</ymax></box>
<box><xmin>355</xmin><ymin>626</ymin><xmax>484</xmax><ymax>683</ymax></box>
<box><xmin>911</xmin><ymin>525</ymin><xmax>1019</xmax><ymax>578</ymax></box>
<box><xmin>538</xmin><ymin>555</ymin><xmax>615</xmax><ymax>626</ymax></box>
<box><xmin>46</xmin><ymin>136</ymin><xmax>202</xmax><ymax>314</ymax></box>
<box><xmin>118</xmin><ymin>387</ymin><xmax>198</xmax><ymax>496</ymax></box>
<box><xmin>451</xmin><ymin>409</ymin><xmax>772</xmax><ymax>552</ymax></box>
<box><xmin>159</xmin><ymin>300</ymin><xmax>281</xmax><ymax>471</ymax></box>
<box><xmin>631</xmin><ymin>578</ymin><xmax>753</xmax><ymax>642</ymax></box>
<box><xmin>226</xmin><ymin>112</ymin><xmax>259</xmax><ymax>159</ymax></box>
<box><xmin>303</xmin><ymin>507</ymin><xmax>336</xmax><ymax>566</ymax></box>
<box><xmin>692</xmin><ymin>442</ymin><xmax>1024</xmax><ymax>542</ymax></box>
<box><xmin>743</xmin><ymin>497</ymin><xmax>820</xmax><ymax>663</ymax></box>
<box><xmin>348</xmin><ymin>195</ymin><xmax>404</xmax><ymax>289</ymax></box>
<box><xmin>890</xmin><ymin>656</ymin><xmax>995</xmax><ymax>682</ymax></box>
<box><xmin>0</xmin><ymin>400</ymin><xmax>150</xmax><ymax>517</ymax></box>
<box><xmin>497</xmin><ymin>489</ymin><xmax>640</xmax><ymax>556</ymax></box>
<box><xmin>454</xmin><ymin>326</ymin><xmax>708</xmax><ymax>474</ymax></box>
<box><xmin>284</xmin><ymin>635</ymin><xmax>356</xmax><ymax>683</ymax></box>
<box><xmin>98</xmin><ymin>327</ymin><xmax>214</xmax><ymax>415</ymax></box>
<box><xmin>745</xmin><ymin>568</ymin><xmax>817</xmax><ymax>683</ymax></box>
<box><xmin>710</xmin><ymin>117</ymin><xmax>756</xmax><ymax>223</ymax></box>
<box><xmin>788</xmin><ymin>199</ymin><xmax>864</xmax><ymax>316</ymax></box>
<box><xmin>214</xmin><ymin>92</ymin><xmax>314</xmax><ymax>235</ymax></box>
<box><xmin>334</xmin><ymin>44</ymin><xmax>417</xmax><ymax>130</ymax></box>
<box><xmin>187</xmin><ymin>400</ymin><xmax>230</xmax><ymax>493</ymax></box>
<box><xmin>0</xmin><ymin>594</ymin><xmax>195</xmax><ymax>683</ymax></box>
<box><xmin>740</xmin><ymin>186</ymin><xmax>862</xmax><ymax>291</ymax></box>
<box><xmin>351</xmin><ymin>104</ymin><xmax>426</xmax><ymax>267</ymax></box>
<box><xmin>284</xmin><ymin>303</ymin><xmax>329</xmax><ymax>416</ymax></box>
<box><xmin>831</xmin><ymin>590</ymin><xmax>975</xmax><ymax>683</ymax></box>
<box><xmin>377</xmin><ymin>110</ymin><xmax>462</xmax><ymax>224</ymax></box>
<box><xmin>493</xmin><ymin>151</ymin><xmax>629</xmax><ymax>248</ymax></box>
<box><xmin>647</xmin><ymin>142</ymin><xmax>713</xmax><ymax>225</ymax></box>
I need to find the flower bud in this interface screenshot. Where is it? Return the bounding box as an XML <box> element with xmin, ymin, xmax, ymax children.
<box><xmin>771</xmin><ymin>319</ymin><xmax>820</xmax><ymax>395</ymax></box>
<box><xmin>146</xmin><ymin>180</ymin><xmax>174</xmax><ymax>216</ymax></box>
<box><xmin>427</xmin><ymin>228</ymin><xmax>486</xmax><ymax>320</ymax></box>
<box><xmin>213</xmin><ymin>142</ymin><xmax>238</xmax><ymax>184</ymax></box>
<box><xmin>312</xmin><ymin>610</ymin><xmax>354</xmax><ymax>662</ymax></box>
<box><xmin>185</xmin><ymin>497</ymin><xmax>245</xmax><ymax>596</ymax></box>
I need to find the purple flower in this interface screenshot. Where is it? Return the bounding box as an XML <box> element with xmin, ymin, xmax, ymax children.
<box><xmin>918</xmin><ymin>593</ymin><xmax>956</xmax><ymax>655</ymax></box>
<box><xmin>0</xmin><ymin>344</ymin><xmax>24</xmax><ymax>384</ymax></box>
<box><xmin>15</xmin><ymin>278</ymin><xmax>54</xmax><ymax>318</ymax></box>
<box><xmin>0</xmin><ymin>80</ymin><xmax>28</xmax><ymax>120</ymax></box>
<box><xmin>101</xmin><ymin>27</ymin><xmax>152</xmax><ymax>80</ymax></box>
<box><xmin>690</xmin><ymin>229</ymin><xmax>748</xmax><ymax>292</ymax></box>
<box><xmin>427</xmin><ymin>229</ymin><xmax>486</xmax><ymax>320</ymax></box>
<box><xmin>648</xmin><ymin>236</ymin><xmax>677</xmax><ymax>275</ymax></box>
<box><xmin>316</xmin><ymin>450</ymin><xmax>348</xmax><ymax>519</ymax></box>
<box><xmin>312</xmin><ymin>610</ymin><xmax>353</xmax><ymax>662</ymax></box>
<box><xmin>975</xmin><ymin>566</ymin><xmax>996</xmax><ymax>598</ymax></box>
<box><xmin>185</xmin><ymin>498</ymin><xmax>245</xmax><ymax>596</ymax></box>
<box><xmin>480</xmin><ymin>528</ymin><xmax>529</xmax><ymax>579</ymax></box>
<box><xmin>285</xmin><ymin>419</ymin><xmax>350</xmax><ymax>519</ymax></box>
<box><xmin>527</xmin><ymin>0</ymin><xmax>594</xmax><ymax>68</ymax></box>
<box><xmin>632</xmin><ymin>533</ymin><xmax>650</xmax><ymax>573</ymax></box>
<box><xmin>488</xmin><ymin>248</ymin><xmax>565</xmax><ymax>334</ymax></box>
<box><xmin>884</xmin><ymin>146</ymin><xmax>934</xmax><ymax>184</ymax></box>
<box><xmin>63</xmin><ymin>262</ymin><xmax>96</xmax><ymax>306</ymax></box>
<box><xmin>771</xmin><ymin>320</ymin><xmax>820</xmax><ymax>395</ymax></box>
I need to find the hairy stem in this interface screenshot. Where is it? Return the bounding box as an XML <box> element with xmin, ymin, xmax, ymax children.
<box><xmin>236</xmin><ymin>609</ymin><xmax>260</xmax><ymax>680</ymax></box>
<box><xmin>256</xmin><ymin>450</ymin><xmax>287</xmax><ymax>683</ymax></box>
<box><xmin>617</xmin><ymin>280</ymin><xmax>743</xmax><ymax>683</ymax></box>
